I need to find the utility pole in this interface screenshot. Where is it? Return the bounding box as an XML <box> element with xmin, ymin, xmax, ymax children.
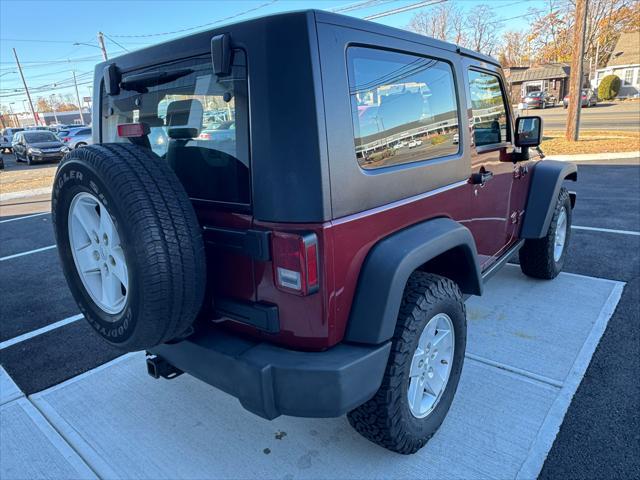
<box><xmin>72</xmin><ymin>71</ymin><xmax>86</xmax><ymax>125</ymax></box>
<box><xmin>12</xmin><ymin>48</ymin><xmax>39</xmax><ymax>126</ymax></box>
<box><xmin>565</xmin><ymin>0</ymin><xmax>588</xmax><ymax>142</ymax></box>
<box><xmin>97</xmin><ymin>32</ymin><xmax>108</xmax><ymax>61</ymax></box>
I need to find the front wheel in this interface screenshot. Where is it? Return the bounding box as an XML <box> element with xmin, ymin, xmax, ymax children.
<box><xmin>519</xmin><ymin>187</ymin><xmax>572</xmax><ymax>279</ymax></box>
<box><xmin>347</xmin><ymin>272</ymin><xmax>466</xmax><ymax>454</ymax></box>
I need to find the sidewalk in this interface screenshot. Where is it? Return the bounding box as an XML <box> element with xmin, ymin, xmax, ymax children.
<box><xmin>1</xmin><ymin>266</ymin><xmax>624</xmax><ymax>479</ymax></box>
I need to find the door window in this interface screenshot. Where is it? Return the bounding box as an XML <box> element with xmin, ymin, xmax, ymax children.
<box><xmin>347</xmin><ymin>47</ymin><xmax>460</xmax><ymax>170</ymax></box>
<box><xmin>468</xmin><ymin>70</ymin><xmax>510</xmax><ymax>147</ymax></box>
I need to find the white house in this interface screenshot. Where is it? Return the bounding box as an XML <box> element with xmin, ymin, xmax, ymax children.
<box><xmin>592</xmin><ymin>30</ymin><xmax>640</xmax><ymax>98</ymax></box>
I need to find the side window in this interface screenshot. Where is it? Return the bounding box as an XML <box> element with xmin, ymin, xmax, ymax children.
<box><xmin>347</xmin><ymin>47</ymin><xmax>459</xmax><ymax>170</ymax></box>
<box><xmin>467</xmin><ymin>70</ymin><xmax>510</xmax><ymax>147</ymax></box>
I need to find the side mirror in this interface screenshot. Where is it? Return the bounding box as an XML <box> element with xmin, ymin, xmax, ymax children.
<box><xmin>211</xmin><ymin>33</ymin><xmax>232</xmax><ymax>76</ymax></box>
<box><xmin>514</xmin><ymin>115</ymin><xmax>543</xmax><ymax>148</ymax></box>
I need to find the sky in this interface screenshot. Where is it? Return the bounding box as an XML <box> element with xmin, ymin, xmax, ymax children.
<box><xmin>0</xmin><ymin>0</ymin><xmax>547</xmax><ymax>113</ymax></box>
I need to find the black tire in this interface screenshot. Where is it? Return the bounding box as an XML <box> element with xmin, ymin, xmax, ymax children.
<box><xmin>347</xmin><ymin>272</ymin><xmax>466</xmax><ymax>454</ymax></box>
<box><xmin>52</xmin><ymin>143</ymin><xmax>206</xmax><ymax>351</ymax></box>
<box><xmin>519</xmin><ymin>187</ymin><xmax>572</xmax><ymax>280</ymax></box>
<box><xmin>27</xmin><ymin>155</ymin><xmax>33</xmax><ymax>166</ymax></box>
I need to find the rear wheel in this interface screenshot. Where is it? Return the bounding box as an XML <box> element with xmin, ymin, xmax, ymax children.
<box><xmin>52</xmin><ymin>143</ymin><xmax>206</xmax><ymax>351</ymax></box>
<box><xmin>519</xmin><ymin>187</ymin><xmax>572</xmax><ymax>279</ymax></box>
<box><xmin>347</xmin><ymin>272</ymin><xmax>466</xmax><ymax>454</ymax></box>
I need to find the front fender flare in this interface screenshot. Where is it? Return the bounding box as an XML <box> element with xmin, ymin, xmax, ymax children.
<box><xmin>521</xmin><ymin>160</ymin><xmax>577</xmax><ymax>239</ymax></box>
<box><xmin>344</xmin><ymin>217</ymin><xmax>481</xmax><ymax>345</ymax></box>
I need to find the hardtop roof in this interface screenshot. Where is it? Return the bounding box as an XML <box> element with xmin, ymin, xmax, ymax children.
<box><xmin>96</xmin><ymin>9</ymin><xmax>500</xmax><ymax>72</ymax></box>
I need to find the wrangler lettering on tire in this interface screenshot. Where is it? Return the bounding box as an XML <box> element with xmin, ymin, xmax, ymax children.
<box><xmin>52</xmin><ymin>143</ymin><xmax>206</xmax><ymax>351</ymax></box>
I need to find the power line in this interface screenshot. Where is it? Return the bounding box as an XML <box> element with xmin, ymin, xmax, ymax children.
<box><xmin>332</xmin><ymin>0</ymin><xmax>398</xmax><ymax>13</ymax></box>
<box><xmin>102</xmin><ymin>33</ymin><xmax>129</xmax><ymax>53</ymax></box>
<box><xmin>107</xmin><ymin>0</ymin><xmax>278</xmax><ymax>38</ymax></box>
<box><xmin>364</xmin><ymin>0</ymin><xmax>447</xmax><ymax>20</ymax></box>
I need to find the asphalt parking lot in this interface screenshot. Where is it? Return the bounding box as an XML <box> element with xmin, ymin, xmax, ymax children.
<box><xmin>0</xmin><ymin>154</ymin><xmax>638</xmax><ymax>478</ymax></box>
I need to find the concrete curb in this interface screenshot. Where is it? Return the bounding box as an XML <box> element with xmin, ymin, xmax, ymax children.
<box><xmin>0</xmin><ymin>186</ymin><xmax>52</xmax><ymax>202</ymax></box>
<box><xmin>546</xmin><ymin>151</ymin><xmax>640</xmax><ymax>162</ymax></box>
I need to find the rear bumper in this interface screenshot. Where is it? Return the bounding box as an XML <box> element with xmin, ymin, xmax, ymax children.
<box><xmin>149</xmin><ymin>327</ymin><xmax>391</xmax><ymax>420</ymax></box>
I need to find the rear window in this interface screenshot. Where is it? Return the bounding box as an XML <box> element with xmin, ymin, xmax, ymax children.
<box><xmin>101</xmin><ymin>51</ymin><xmax>249</xmax><ymax>206</ymax></box>
<box><xmin>23</xmin><ymin>131</ymin><xmax>58</xmax><ymax>143</ymax></box>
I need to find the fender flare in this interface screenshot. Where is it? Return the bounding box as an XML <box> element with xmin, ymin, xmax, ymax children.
<box><xmin>520</xmin><ymin>160</ymin><xmax>577</xmax><ymax>239</ymax></box>
<box><xmin>344</xmin><ymin>217</ymin><xmax>482</xmax><ymax>345</ymax></box>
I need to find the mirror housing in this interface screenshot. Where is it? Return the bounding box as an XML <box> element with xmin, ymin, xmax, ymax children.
<box><xmin>211</xmin><ymin>33</ymin><xmax>232</xmax><ymax>76</ymax></box>
<box><xmin>514</xmin><ymin>115</ymin><xmax>543</xmax><ymax>148</ymax></box>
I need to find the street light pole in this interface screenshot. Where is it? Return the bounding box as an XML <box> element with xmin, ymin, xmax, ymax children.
<box><xmin>72</xmin><ymin>71</ymin><xmax>86</xmax><ymax>125</ymax></box>
<box><xmin>12</xmin><ymin>48</ymin><xmax>39</xmax><ymax>126</ymax></box>
<box><xmin>50</xmin><ymin>94</ymin><xmax>60</xmax><ymax>125</ymax></box>
<box><xmin>8</xmin><ymin>103</ymin><xmax>20</xmax><ymax>127</ymax></box>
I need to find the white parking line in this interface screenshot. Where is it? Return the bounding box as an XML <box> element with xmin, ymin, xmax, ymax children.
<box><xmin>572</xmin><ymin>225</ymin><xmax>640</xmax><ymax>236</ymax></box>
<box><xmin>0</xmin><ymin>244</ymin><xmax>57</xmax><ymax>262</ymax></box>
<box><xmin>0</xmin><ymin>212</ymin><xmax>50</xmax><ymax>224</ymax></box>
<box><xmin>0</xmin><ymin>314</ymin><xmax>83</xmax><ymax>350</ymax></box>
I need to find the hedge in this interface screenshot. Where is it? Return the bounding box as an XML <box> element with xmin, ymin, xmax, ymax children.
<box><xmin>598</xmin><ymin>75</ymin><xmax>622</xmax><ymax>100</ymax></box>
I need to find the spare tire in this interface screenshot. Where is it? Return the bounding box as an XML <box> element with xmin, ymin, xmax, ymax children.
<box><xmin>52</xmin><ymin>143</ymin><xmax>206</xmax><ymax>351</ymax></box>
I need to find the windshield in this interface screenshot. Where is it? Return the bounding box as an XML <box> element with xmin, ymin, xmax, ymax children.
<box><xmin>102</xmin><ymin>51</ymin><xmax>249</xmax><ymax>205</ymax></box>
<box><xmin>23</xmin><ymin>132</ymin><xmax>58</xmax><ymax>143</ymax></box>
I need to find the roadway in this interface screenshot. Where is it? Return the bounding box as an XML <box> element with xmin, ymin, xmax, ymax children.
<box><xmin>525</xmin><ymin>101</ymin><xmax>640</xmax><ymax>132</ymax></box>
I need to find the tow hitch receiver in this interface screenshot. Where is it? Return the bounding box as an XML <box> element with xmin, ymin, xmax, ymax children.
<box><xmin>146</xmin><ymin>354</ymin><xmax>184</xmax><ymax>380</ymax></box>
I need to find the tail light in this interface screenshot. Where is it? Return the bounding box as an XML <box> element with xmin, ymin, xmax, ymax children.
<box><xmin>117</xmin><ymin>123</ymin><xmax>149</xmax><ymax>137</ymax></box>
<box><xmin>199</xmin><ymin>133</ymin><xmax>211</xmax><ymax>140</ymax></box>
<box><xmin>63</xmin><ymin>137</ymin><xmax>71</xmax><ymax>142</ymax></box>
<box><xmin>271</xmin><ymin>231</ymin><xmax>319</xmax><ymax>296</ymax></box>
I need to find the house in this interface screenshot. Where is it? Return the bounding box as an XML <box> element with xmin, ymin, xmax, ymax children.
<box><xmin>504</xmin><ymin>64</ymin><xmax>572</xmax><ymax>104</ymax></box>
<box><xmin>593</xmin><ymin>30</ymin><xmax>640</xmax><ymax>98</ymax></box>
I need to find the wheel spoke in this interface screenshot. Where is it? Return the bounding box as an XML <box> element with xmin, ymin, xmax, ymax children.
<box><xmin>408</xmin><ymin>377</ymin><xmax>424</xmax><ymax>412</ymax></box>
<box><xmin>74</xmin><ymin>243</ymin><xmax>97</xmax><ymax>273</ymax></box>
<box><xmin>432</xmin><ymin>328</ymin><xmax>452</xmax><ymax>349</ymax></box>
<box><xmin>101</xmin><ymin>271</ymin><xmax>122</xmax><ymax>307</ymax></box>
<box><xmin>110</xmin><ymin>247</ymin><xmax>128</xmax><ymax>290</ymax></box>
<box><xmin>99</xmin><ymin>208</ymin><xmax>117</xmax><ymax>244</ymax></box>
<box><xmin>409</xmin><ymin>351</ymin><xmax>426</xmax><ymax>377</ymax></box>
<box><xmin>424</xmin><ymin>369</ymin><xmax>445</xmax><ymax>396</ymax></box>
<box><xmin>74</xmin><ymin>201</ymin><xmax>99</xmax><ymax>238</ymax></box>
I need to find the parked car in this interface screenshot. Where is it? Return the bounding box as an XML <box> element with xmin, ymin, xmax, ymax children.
<box><xmin>11</xmin><ymin>130</ymin><xmax>69</xmax><ymax>165</ymax></box>
<box><xmin>52</xmin><ymin>10</ymin><xmax>576</xmax><ymax>455</ymax></box>
<box><xmin>61</xmin><ymin>127</ymin><xmax>92</xmax><ymax>149</ymax></box>
<box><xmin>563</xmin><ymin>89</ymin><xmax>597</xmax><ymax>108</ymax></box>
<box><xmin>522</xmin><ymin>91</ymin><xmax>554</xmax><ymax>109</ymax></box>
<box><xmin>1</xmin><ymin>127</ymin><xmax>25</xmax><ymax>153</ymax></box>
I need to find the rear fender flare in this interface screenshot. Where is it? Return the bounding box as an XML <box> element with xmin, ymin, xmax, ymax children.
<box><xmin>521</xmin><ymin>160</ymin><xmax>577</xmax><ymax>239</ymax></box>
<box><xmin>344</xmin><ymin>217</ymin><xmax>481</xmax><ymax>345</ymax></box>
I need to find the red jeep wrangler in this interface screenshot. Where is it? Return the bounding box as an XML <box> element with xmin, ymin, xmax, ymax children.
<box><xmin>52</xmin><ymin>10</ymin><xmax>576</xmax><ymax>454</ymax></box>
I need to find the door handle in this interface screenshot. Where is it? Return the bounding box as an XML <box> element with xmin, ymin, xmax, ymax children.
<box><xmin>471</xmin><ymin>170</ymin><xmax>494</xmax><ymax>185</ymax></box>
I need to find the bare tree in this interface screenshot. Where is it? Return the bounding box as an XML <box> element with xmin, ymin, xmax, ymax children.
<box><xmin>498</xmin><ymin>30</ymin><xmax>530</xmax><ymax>67</ymax></box>
<box><xmin>407</xmin><ymin>3</ymin><xmax>467</xmax><ymax>46</ymax></box>
<box><xmin>465</xmin><ymin>5</ymin><xmax>502</xmax><ymax>55</ymax></box>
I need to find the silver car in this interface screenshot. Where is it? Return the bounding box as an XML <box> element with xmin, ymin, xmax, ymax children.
<box><xmin>1</xmin><ymin>127</ymin><xmax>25</xmax><ymax>153</ymax></box>
<box><xmin>61</xmin><ymin>127</ymin><xmax>92</xmax><ymax>149</ymax></box>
